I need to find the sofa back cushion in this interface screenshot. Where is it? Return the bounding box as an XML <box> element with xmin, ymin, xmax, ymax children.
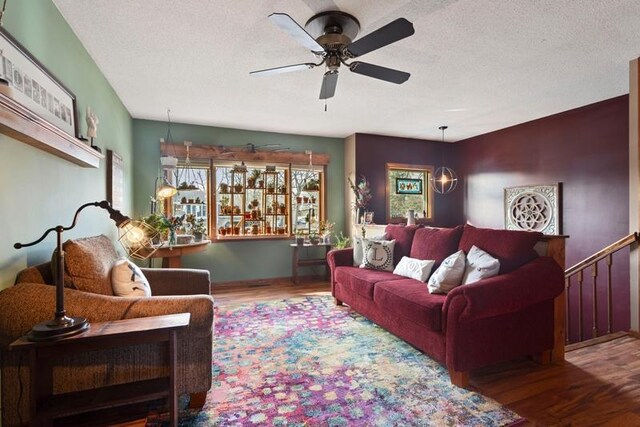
<box><xmin>384</xmin><ymin>224</ymin><xmax>420</xmax><ymax>265</ymax></box>
<box><xmin>62</xmin><ymin>235</ymin><xmax>119</xmax><ymax>295</ymax></box>
<box><xmin>458</xmin><ymin>224</ymin><xmax>543</xmax><ymax>273</ymax></box>
<box><xmin>409</xmin><ymin>225</ymin><xmax>464</xmax><ymax>268</ymax></box>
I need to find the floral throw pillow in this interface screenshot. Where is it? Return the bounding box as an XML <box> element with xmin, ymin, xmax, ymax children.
<box><xmin>360</xmin><ymin>239</ymin><xmax>396</xmax><ymax>272</ymax></box>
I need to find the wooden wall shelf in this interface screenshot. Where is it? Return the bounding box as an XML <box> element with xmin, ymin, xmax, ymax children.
<box><xmin>0</xmin><ymin>93</ymin><xmax>103</xmax><ymax>168</ymax></box>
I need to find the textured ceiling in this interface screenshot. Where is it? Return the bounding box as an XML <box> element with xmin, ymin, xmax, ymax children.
<box><xmin>53</xmin><ymin>0</ymin><xmax>640</xmax><ymax>142</ymax></box>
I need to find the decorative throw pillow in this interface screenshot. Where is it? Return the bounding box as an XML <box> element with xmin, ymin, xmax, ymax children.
<box><xmin>360</xmin><ymin>239</ymin><xmax>396</xmax><ymax>271</ymax></box>
<box><xmin>393</xmin><ymin>256</ymin><xmax>435</xmax><ymax>282</ymax></box>
<box><xmin>427</xmin><ymin>250</ymin><xmax>466</xmax><ymax>294</ymax></box>
<box><xmin>462</xmin><ymin>245</ymin><xmax>500</xmax><ymax>285</ymax></box>
<box><xmin>353</xmin><ymin>233</ymin><xmax>388</xmax><ymax>266</ymax></box>
<box><xmin>111</xmin><ymin>258</ymin><xmax>152</xmax><ymax>297</ymax></box>
<box><xmin>62</xmin><ymin>235</ymin><xmax>120</xmax><ymax>295</ymax></box>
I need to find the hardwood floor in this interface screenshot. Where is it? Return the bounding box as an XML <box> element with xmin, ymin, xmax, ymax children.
<box><xmin>212</xmin><ymin>280</ymin><xmax>640</xmax><ymax>426</ymax></box>
<box><xmin>116</xmin><ymin>279</ymin><xmax>639</xmax><ymax>426</ymax></box>
<box><xmin>211</xmin><ymin>276</ymin><xmax>331</xmax><ymax>305</ymax></box>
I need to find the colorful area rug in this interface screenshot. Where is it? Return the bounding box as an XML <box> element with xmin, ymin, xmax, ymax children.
<box><xmin>157</xmin><ymin>296</ymin><xmax>523</xmax><ymax>426</ymax></box>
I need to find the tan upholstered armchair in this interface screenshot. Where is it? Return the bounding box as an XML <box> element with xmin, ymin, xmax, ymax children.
<box><xmin>0</xmin><ymin>236</ymin><xmax>214</xmax><ymax>427</ymax></box>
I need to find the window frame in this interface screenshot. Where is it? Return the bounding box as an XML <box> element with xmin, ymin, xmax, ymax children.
<box><xmin>385</xmin><ymin>162</ymin><xmax>434</xmax><ymax>224</ymax></box>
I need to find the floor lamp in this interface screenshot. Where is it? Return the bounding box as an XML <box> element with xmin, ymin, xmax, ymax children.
<box><xmin>14</xmin><ymin>200</ymin><xmax>160</xmax><ymax>341</ymax></box>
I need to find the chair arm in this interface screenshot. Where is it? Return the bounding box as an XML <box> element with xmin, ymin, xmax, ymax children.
<box><xmin>0</xmin><ymin>283</ymin><xmax>214</xmax><ymax>347</ymax></box>
<box><xmin>443</xmin><ymin>256</ymin><xmax>564</xmax><ymax>327</ymax></box>
<box><xmin>141</xmin><ymin>268</ymin><xmax>211</xmax><ymax>296</ymax></box>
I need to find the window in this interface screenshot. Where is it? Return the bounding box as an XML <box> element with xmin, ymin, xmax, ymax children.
<box><xmin>386</xmin><ymin>163</ymin><xmax>434</xmax><ymax>223</ymax></box>
<box><xmin>169</xmin><ymin>162</ymin><xmax>209</xmax><ymax>235</ymax></box>
<box><xmin>213</xmin><ymin>162</ymin><xmax>324</xmax><ymax>239</ymax></box>
<box><xmin>159</xmin><ymin>142</ymin><xmax>330</xmax><ymax>240</ymax></box>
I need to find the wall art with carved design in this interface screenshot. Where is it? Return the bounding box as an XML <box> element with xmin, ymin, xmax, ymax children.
<box><xmin>504</xmin><ymin>183</ymin><xmax>561</xmax><ymax>235</ymax></box>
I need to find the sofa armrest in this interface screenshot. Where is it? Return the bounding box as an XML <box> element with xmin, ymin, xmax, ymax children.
<box><xmin>141</xmin><ymin>268</ymin><xmax>211</xmax><ymax>296</ymax></box>
<box><xmin>0</xmin><ymin>283</ymin><xmax>214</xmax><ymax>347</ymax></box>
<box><xmin>443</xmin><ymin>256</ymin><xmax>564</xmax><ymax>325</ymax></box>
<box><xmin>327</xmin><ymin>248</ymin><xmax>354</xmax><ymax>291</ymax></box>
<box><xmin>327</xmin><ymin>248</ymin><xmax>353</xmax><ymax>270</ymax></box>
<box><xmin>442</xmin><ymin>256</ymin><xmax>564</xmax><ymax>372</ymax></box>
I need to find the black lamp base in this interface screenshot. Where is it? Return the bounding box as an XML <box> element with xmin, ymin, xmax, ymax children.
<box><xmin>27</xmin><ymin>316</ymin><xmax>89</xmax><ymax>342</ymax></box>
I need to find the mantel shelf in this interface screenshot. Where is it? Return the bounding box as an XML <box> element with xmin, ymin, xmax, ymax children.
<box><xmin>0</xmin><ymin>92</ymin><xmax>103</xmax><ymax>168</ymax></box>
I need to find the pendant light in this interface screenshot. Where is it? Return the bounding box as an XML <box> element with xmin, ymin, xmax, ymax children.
<box><xmin>157</xmin><ymin>109</ymin><xmax>178</xmax><ymax>199</ymax></box>
<box><xmin>176</xmin><ymin>140</ymin><xmax>201</xmax><ymax>191</ymax></box>
<box><xmin>430</xmin><ymin>125</ymin><xmax>458</xmax><ymax>194</ymax></box>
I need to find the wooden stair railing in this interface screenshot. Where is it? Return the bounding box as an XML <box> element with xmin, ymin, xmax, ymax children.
<box><xmin>565</xmin><ymin>232</ymin><xmax>639</xmax><ymax>343</ymax></box>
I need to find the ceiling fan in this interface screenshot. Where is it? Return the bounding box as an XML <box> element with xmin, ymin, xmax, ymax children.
<box><xmin>250</xmin><ymin>11</ymin><xmax>415</xmax><ymax>99</ymax></box>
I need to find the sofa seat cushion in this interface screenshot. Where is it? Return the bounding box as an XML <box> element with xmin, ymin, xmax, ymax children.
<box><xmin>458</xmin><ymin>225</ymin><xmax>543</xmax><ymax>273</ymax></box>
<box><xmin>374</xmin><ymin>279</ymin><xmax>447</xmax><ymax>331</ymax></box>
<box><xmin>410</xmin><ymin>225</ymin><xmax>464</xmax><ymax>268</ymax></box>
<box><xmin>384</xmin><ymin>224</ymin><xmax>420</xmax><ymax>265</ymax></box>
<box><xmin>334</xmin><ymin>267</ymin><xmax>403</xmax><ymax>300</ymax></box>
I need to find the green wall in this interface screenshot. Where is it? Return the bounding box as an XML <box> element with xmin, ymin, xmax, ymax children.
<box><xmin>0</xmin><ymin>0</ymin><xmax>134</xmax><ymax>290</ymax></box>
<box><xmin>132</xmin><ymin>119</ymin><xmax>345</xmax><ymax>283</ymax></box>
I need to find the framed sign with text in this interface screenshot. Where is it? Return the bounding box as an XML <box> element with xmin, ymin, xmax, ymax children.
<box><xmin>0</xmin><ymin>28</ymin><xmax>78</xmax><ymax>138</ymax></box>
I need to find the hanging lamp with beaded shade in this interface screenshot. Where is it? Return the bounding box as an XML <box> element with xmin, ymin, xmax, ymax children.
<box><xmin>430</xmin><ymin>125</ymin><xmax>458</xmax><ymax>194</ymax></box>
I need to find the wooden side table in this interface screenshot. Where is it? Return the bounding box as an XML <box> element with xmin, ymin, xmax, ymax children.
<box><xmin>290</xmin><ymin>242</ymin><xmax>332</xmax><ymax>284</ymax></box>
<box><xmin>151</xmin><ymin>240</ymin><xmax>210</xmax><ymax>268</ymax></box>
<box><xmin>10</xmin><ymin>313</ymin><xmax>191</xmax><ymax>427</ymax></box>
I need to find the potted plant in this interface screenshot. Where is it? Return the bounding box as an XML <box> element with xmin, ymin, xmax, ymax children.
<box><xmin>251</xmin><ymin>198</ymin><xmax>259</xmax><ymax>208</ymax></box>
<box><xmin>296</xmin><ymin>196</ymin><xmax>302</xmax><ymax>204</ymax></box>
<box><xmin>266</xmin><ymin>183</ymin><xmax>275</xmax><ymax>194</ymax></box>
<box><xmin>279</xmin><ymin>184</ymin><xmax>287</xmax><ymax>194</ymax></box>
<box><xmin>191</xmin><ymin>218</ymin><xmax>207</xmax><ymax>242</ymax></box>
<box><xmin>308</xmin><ymin>232</ymin><xmax>320</xmax><ymax>245</ymax></box>
<box><xmin>278</xmin><ymin>202</ymin><xmax>286</xmax><ymax>215</ymax></box>
<box><xmin>219</xmin><ymin>183</ymin><xmax>229</xmax><ymax>194</ymax></box>
<box><xmin>295</xmin><ymin>229</ymin><xmax>305</xmax><ymax>245</ymax></box>
<box><xmin>247</xmin><ymin>169</ymin><xmax>261</xmax><ymax>188</ymax></box>
<box><xmin>304</xmin><ymin>179</ymin><xmax>320</xmax><ymax>191</ymax></box>
<box><xmin>233</xmin><ymin>183</ymin><xmax>243</xmax><ymax>193</ymax></box>
<box><xmin>333</xmin><ymin>232</ymin><xmax>350</xmax><ymax>249</ymax></box>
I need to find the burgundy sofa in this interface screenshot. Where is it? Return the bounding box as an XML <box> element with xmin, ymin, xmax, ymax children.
<box><xmin>327</xmin><ymin>224</ymin><xmax>566</xmax><ymax>387</ymax></box>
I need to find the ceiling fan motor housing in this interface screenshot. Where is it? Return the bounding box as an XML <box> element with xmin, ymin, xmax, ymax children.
<box><xmin>305</xmin><ymin>11</ymin><xmax>360</xmax><ymax>50</ymax></box>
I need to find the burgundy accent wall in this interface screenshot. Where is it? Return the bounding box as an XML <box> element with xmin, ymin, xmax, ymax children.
<box><xmin>458</xmin><ymin>95</ymin><xmax>630</xmax><ymax>340</ymax></box>
<box><xmin>355</xmin><ymin>133</ymin><xmax>464</xmax><ymax>227</ymax></box>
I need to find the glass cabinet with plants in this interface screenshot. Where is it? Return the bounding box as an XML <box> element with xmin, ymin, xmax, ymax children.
<box><xmin>215</xmin><ymin>163</ymin><xmax>292</xmax><ymax>238</ymax></box>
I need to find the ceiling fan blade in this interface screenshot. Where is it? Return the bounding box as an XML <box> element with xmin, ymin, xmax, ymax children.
<box><xmin>345</xmin><ymin>18</ymin><xmax>414</xmax><ymax>58</ymax></box>
<box><xmin>250</xmin><ymin>63</ymin><xmax>316</xmax><ymax>76</ymax></box>
<box><xmin>349</xmin><ymin>61</ymin><xmax>410</xmax><ymax>84</ymax></box>
<box><xmin>319</xmin><ymin>71</ymin><xmax>339</xmax><ymax>99</ymax></box>
<box><xmin>269</xmin><ymin>13</ymin><xmax>325</xmax><ymax>53</ymax></box>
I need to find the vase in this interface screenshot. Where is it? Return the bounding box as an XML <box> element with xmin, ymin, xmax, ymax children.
<box><xmin>169</xmin><ymin>229</ymin><xmax>176</xmax><ymax>246</ymax></box>
<box><xmin>354</xmin><ymin>208</ymin><xmax>363</xmax><ymax>224</ymax></box>
<box><xmin>407</xmin><ymin>209</ymin><xmax>416</xmax><ymax>226</ymax></box>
